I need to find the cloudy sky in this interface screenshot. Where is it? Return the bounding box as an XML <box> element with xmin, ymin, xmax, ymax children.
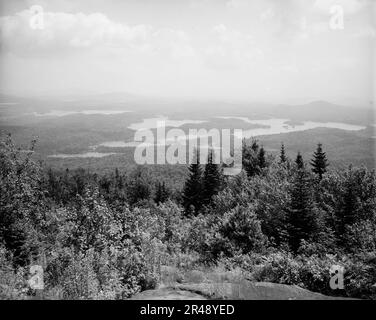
<box><xmin>0</xmin><ymin>0</ymin><xmax>374</xmax><ymax>104</ymax></box>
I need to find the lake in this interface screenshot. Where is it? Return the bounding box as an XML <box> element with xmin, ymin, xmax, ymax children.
<box><xmin>34</xmin><ymin>110</ymin><xmax>132</xmax><ymax>117</ymax></box>
<box><xmin>48</xmin><ymin>117</ymin><xmax>366</xmax><ymax>158</ymax></box>
<box><xmin>48</xmin><ymin>152</ymin><xmax>118</xmax><ymax>159</ymax></box>
<box><xmin>102</xmin><ymin>116</ymin><xmax>366</xmax><ymax>145</ymax></box>
<box><xmin>128</xmin><ymin>117</ymin><xmax>207</xmax><ymax>130</ymax></box>
<box><xmin>219</xmin><ymin>117</ymin><xmax>365</xmax><ymax>138</ymax></box>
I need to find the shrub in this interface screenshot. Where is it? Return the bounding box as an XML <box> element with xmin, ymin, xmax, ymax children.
<box><xmin>0</xmin><ymin>245</ymin><xmax>27</xmax><ymax>299</ymax></box>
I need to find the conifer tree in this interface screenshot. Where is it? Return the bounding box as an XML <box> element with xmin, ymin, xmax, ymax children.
<box><xmin>115</xmin><ymin>168</ymin><xmax>123</xmax><ymax>189</ymax></box>
<box><xmin>183</xmin><ymin>150</ymin><xmax>203</xmax><ymax>215</ymax></box>
<box><xmin>286</xmin><ymin>169</ymin><xmax>317</xmax><ymax>252</ymax></box>
<box><xmin>202</xmin><ymin>150</ymin><xmax>222</xmax><ymax>206</ymax></box>
<box><xmin>242</xmin><ymin>139</ymin><xmax>259</xmax><ymax>177</ymax></box>
<box><xmin>242</xmin><ymin>139</ymin><xmax>267</xmax><ymax>176</ymax></box>
<box><xmin>310</xmin><ymin>143</ymin><xmax>329</xmax><ymax>180</ymax></box>
<box><xmin>296</xmin><ymin>152</ymin><xmax>304</xmax><ymax>169</ymax></box>
<box><xmin>258</xmin><ymin>146</ymin><xmax>266</xmax><ymax>169</ymax></box>
<box><xmin>279</xmin><ymin>143</ymin><xmax>287</xmax><ymax>163</ymax></box>
<box><xmin>47</xmin><ymin>168</ymin><xmax>59</xmax><ymax>200</ymax></box>
<box><xmin>126</xmin><ymin>167</ymin><xmax>152</xmax><ymax>205</ymax></box>
<box><xmin>336</xmin><ymin>167</ymin><xmax>358</xmax><ymax>237</ymax></box>
<box><xmin>155</xmin><ymin>181</ymin><xmax>169</xmax><ymax>204</ymax></box>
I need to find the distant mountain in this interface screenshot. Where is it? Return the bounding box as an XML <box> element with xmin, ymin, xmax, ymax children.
<box><xmin>1</xmin><ymin>92</ymin><xmax>373</xmax><ymax>127</ymax></box>
<box><xmin>269</xmin><ymin>100</ymin><xmax>373</xmax><ymax>125</ymax></box>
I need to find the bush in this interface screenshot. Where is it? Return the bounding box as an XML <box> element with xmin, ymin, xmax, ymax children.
<box><xmin>252</xmin><ymin>252</ymin><xmax>302</xmax><ymax>285</ymax></box>
<box><xmin>0</xmin><ymin>246</ymin><xmax>27</xmax><ymax>299</ymax></box>
<box><xmin>249</xmin><ymin>251</ymin><xmax>376</xmax><ymax>299</ymax></box>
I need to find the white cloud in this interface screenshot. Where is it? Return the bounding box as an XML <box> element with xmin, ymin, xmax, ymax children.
<box><xmin>0</xmin><ymin>9</ymin><xmax>190</xmax><ymax>57</ymax></box>
<box><xmin>203</xmin><ymin>24</ymin><xmax>263</xmax><ymax>69</ymax></box>
<box><xmin>226</xmin><ymin>0</ymin><xmax>247</xmax><ymax>9</ymax></box>
<box><xmin>211</xmin><ymin>24</ymin><xmax>254</xmax><ymax>45</ymax></box>
<box><xmin>0</xmin><ymin>1</ymin><xmax>371</xmax><ymax>102</ymax></box>
<box><xmin>314</xmin><ymin>0</ymin><xmax>369</xmax><ymax>14</ymax></box>
<box><xmin>351</xmin><ymin>26</ymin><xmax>376</xmax><ymax>38</ymax></box>
<box><xmin>260</xmin><ymin>8</ymin><xmax>275</xmax><ymax>21</ymax></box>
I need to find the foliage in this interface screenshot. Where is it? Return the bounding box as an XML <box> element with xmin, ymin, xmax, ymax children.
<box><xmin>0</xmin><ymin>245</ymin><xmax>27</xmax><ymax>299</ymax></box>
<box><xmin>279</xmin><ymin>143</ymin><xmax>287</xmax><ymax>163</ymax></box>
<box><xmin>182</xmin><ymin>151</ymin><xmax>203</xmax><ymax>215</ymax></box>
<box><xmin>286</xmin><ymin>168</ymin><xmax>321</xmax><ymax>252</ymax></box>
<box><xmin>311</xmin><ymin>143</ymin><xmax>329</xmax><ymax>180</ymax></box>
<box><xmin>0</xmin><ymin>135</ymin><xmax>375</xmax><ymax>300</ymax></box>
<box><xmin>202</xmin><ymin>150</ymin><xmax>223</xmax><ymax>206</ymax></box>
<box><xmin>295</xmin><ymin>152</ymin><xmax>304</xmax><ymax>169</ymax></box>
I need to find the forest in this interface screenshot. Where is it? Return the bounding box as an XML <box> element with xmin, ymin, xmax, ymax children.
<box><xmin>0</xmin><ymin>134</ymin><xmax>375</xmax><ymax>300</ymax></box>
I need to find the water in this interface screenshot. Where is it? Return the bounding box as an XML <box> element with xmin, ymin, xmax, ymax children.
<box><xmin>96</xmin><ymin>117</ymin><xmax>367</xmax><ymax>149</ymax></box>
<box><xmin>0</xmin><ymin>102</ymin><xmax>18</xmax><ymax>106</ymax></box>
<box><xmin>218</xmin><ymin>117</ymin><xmax>365</xmax><ymax>138</ymax></box>
<box><xmin>128</xmin><ymin>117</ymin><xmax>207</xmax><ymax>130</ymax></box>
<box><xmin>129</xmin><ymin>116</ymin><xmax>365</xmax><ymax>135</ymax></box>
<box><xmin>48</xmin><ymin>152</ymin><xmax>118</xmax><ymax>159</ymax></box>
<box><xmin>96</xmin><ymin>141</ymin><xmax>139</xmax><ymax>148</ymax></box>
<box><xmin>34</xmin><ymin>110</ymin><xmax>132</xmax><ymax>117</ymax></box>
<box><xmin>48</xmin><ymin>117</ymin><xmax>367</xmax><ymax>157</ymax></box>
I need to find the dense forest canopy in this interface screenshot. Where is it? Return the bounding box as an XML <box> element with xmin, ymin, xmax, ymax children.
<box><xmin>0</xmin><ymin>134</ymin><xmax>375</xmax><ymax>299</ymax></box>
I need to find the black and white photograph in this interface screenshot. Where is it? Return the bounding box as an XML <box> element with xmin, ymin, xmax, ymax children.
<box><xmin>0</xmin><ymin>0</ymin><xmax>375</xmax><ymax>307</ymax></box>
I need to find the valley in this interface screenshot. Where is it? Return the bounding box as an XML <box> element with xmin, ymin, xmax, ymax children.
<box><xmin>0</xmin><ymin>95</ymin><xmax>374</xmax><ymax>177</ymax></box>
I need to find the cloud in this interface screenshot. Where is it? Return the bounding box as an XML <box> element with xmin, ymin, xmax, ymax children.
<box><xmin>202</xmin><ymin>24</ymin><xmax>263</xmax><ymax>69</ymax></box>
<box><xmin>212</xmin><ymin>24</ymin><xmax>254</xmax><ymax>43</ymax></box>
<box><xmin>314</xmin><ymin>0</ymin><xmax>370</xmax><ymax>14</ymax></box>
<box><xmin>352</xmin><ymin>26</ymin><xmax>376</xmax><ymax>38</ymax></box>
<box><xmin>260</xmin><ymin>8</ymin><xmax>275</xmax><ymax>21</ymax></box>
<box><xmin>0</xmin><ymin>9</ymin><xmax>191</xmax><ymax>57</ymax></box>
<box><xmin>226</xmin><ymin>0</ymin><xmax>248</xmax><ymax>9</ymax></box>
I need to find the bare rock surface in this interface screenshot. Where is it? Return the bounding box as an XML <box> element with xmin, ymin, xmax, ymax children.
<box><xmin>130</xmin><ymin>286</ymin><xmax>207</xmax><ymax>300</ymax></box>
<box><xmin>131</xmin><ymin>280</ymin><xmax>352</xmax><ymax>300</ymax></box>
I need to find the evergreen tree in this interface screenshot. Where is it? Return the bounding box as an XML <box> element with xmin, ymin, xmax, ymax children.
<box><xmin>286</xmin><ymin>169</ymin><xmax>318</xmax><ymax>252</ymax></box>
<box><xmin>258</xmin><ymin>146</ymin><xmax>266</xmax><ymax>169</ymax></box>
<box><xmin>341</xmin><ymin>179</ymin><xmax>357</xmax><ymax>226</ymax></box>
<box><xmin>115</xmin><ymin>168</ymin><xmax>123</xmax><ymax>189</ymax></box>
<box><xmin>99</xmin><ymin>175</ymin><xmax>111</xmax><ymax>195</ymax></box>
<box><xmin>242</xmin><ymin>139</ymin><xmax>267</xmax><ymax>177</ymax></box>
<box><xmin>126</xmin><ymin>167</ymin><xmax>152</xmax><ymax>205</ymax></box>
<box><xmin>336</xmin><ymin>167</ymin><xmax>358</xmax><ymax>238</ymax></box>
<box><xmin>295</xmin><ymin>152</ymin><xmax>304</xmax><ymax>169</ymax></box>
<box><xmin>279</xmin><ymin>143</ymin><xmax>287</xmax><ymax>163</ymax></box>
<box><xmin>183</xmin><ymin>150</ymin><xmax>203</xmax><ymax>215</ymax></box>
<box><xmin>47</xmin><ymin>168</ymin><xmax>59</xmax><ymax>201</ymax></box>
<box><xmin>155</xmin><ymin>181</ymin><xmax>169</xmax><ymax>204</ymax></box>
<box><xmin>202</xmin><ymin>150</ymin><xmax>222</xmax><ymax>206</ymax></box>
<box><xmin>310</xmin><ymin>143</ymin><xmax>329</xmax><ymax>180</ymax></box>
<box><xmin>61</xmin><ymin>168</ymin><xmax>72</xmax><ymax>203</ymax></box>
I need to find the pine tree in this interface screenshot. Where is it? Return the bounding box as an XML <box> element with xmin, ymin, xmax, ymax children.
<box><xmin>155</xmin><ymin>182</ymin><xmax>162</xmax><ymax>204</ymax></box>
<box><xmin>258</xmin><ymin>146</ymin><xmax>266</xmax><ymax>169</ymax></box>
<box><xmin>155</xmin><ymin>181</ymin><xmax>169</xmax><ymax>204</ymax></box>
<box><xmin>127</xmin><ymin>167</ymin><xmax>152</xmax><ymax>205</ymax></box>
<box><xmin>242</xmin><ymin>139</ymin><xmax>267</xmax><ymax>177</ymax></box>
<box><xmin>310</xmin><ymin>143</ymin><xmax>329</xmax><ymax>180</ymax></box>
<box><xmin>183</xmin><ymin>150</ymin><xmax>203</xmax><ymax>215</ymax></box>
<box><xmin>279</xmin><ymin>143</ymin><xmax>287</xmax><ymax>163</ymax></box>
<box><xmin>337</xmin><ymin>167</ymin><xmax>358</xmax><ymax>237</ymax></box>
<box><xmin>295</xmin><ymin>152</ymin><xmax>304</xmax><ymax>169</ymax></box>
<box><xmin>202</xmin><ymin>150</ymin><xmax>222</xmax><ymax>206</ymax></box>
<box><xmin>286</xmin><ymin>169</ymin><xmax>318</xmax><ymax>252</ymax></box>
<box><xmin>47</xmin><ymin>168</ymin><xmax>59</xmax><ymax>200</ymax></box>
<box><xmin>242</xmin><ymin>139</ymin><xmax>259</xmax><ymax>177</ymax></box>
<box><xmin>115</xmin><ymin>168</ymin><xmax>123</xmax><ymax>189</ymax></box>
<box><xmin>341</xmin><ymin>179</ymin><xmax>357</xmax><ymax>225</ymax></box>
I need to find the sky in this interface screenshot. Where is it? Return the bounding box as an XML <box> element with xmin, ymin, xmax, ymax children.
<box><xmin>0</xmin><ymin>0</ymin><xmax>374</xmax><ymax>105</ymax></box>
